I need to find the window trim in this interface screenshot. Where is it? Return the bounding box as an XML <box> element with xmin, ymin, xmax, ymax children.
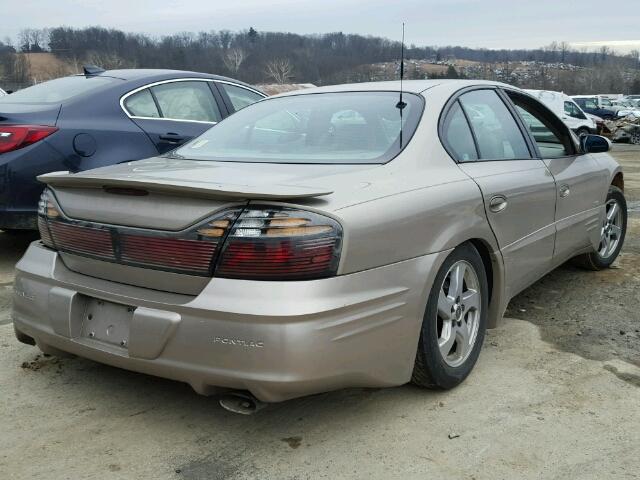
<box><xmin>120</xmin><ymin>78</ymin><xmax>266</xmax><ymax>124</ymax></box>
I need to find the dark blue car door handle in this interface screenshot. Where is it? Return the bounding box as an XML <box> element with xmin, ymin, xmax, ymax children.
<box><xmin>159</xmin><ymin>133</ymin><xmax>186</xmax><ymax>143</ymax></box>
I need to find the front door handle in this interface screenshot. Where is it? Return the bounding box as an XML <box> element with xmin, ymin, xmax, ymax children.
<box><xmin>159</xmin><ymin>133</ymin><xmax>187</xmax><ymax>143</ymax></box>
<box><xmin>489</xmin><ymin>195</ymin><xmax>508</xmax><ymax>213</ymax></box>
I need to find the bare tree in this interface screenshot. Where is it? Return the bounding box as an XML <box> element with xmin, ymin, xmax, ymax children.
<box><xmin>264</xmin><ymin>58</ymin><xmax>293</xmax><ymax>84</ymax></box>
<box><xmin>85</xmin><ymin>51</ymin><xmax>134</xmax><ymax>69</ymax></box>
<box><xmin>12</xmin><ymin>53</ymin><xmax>29</xmax><ymax>84</ymax></box>
<box><xmin>222</xmin><ymin>47</ymin><xmax>245</xmax><ymax>74</ymax></box>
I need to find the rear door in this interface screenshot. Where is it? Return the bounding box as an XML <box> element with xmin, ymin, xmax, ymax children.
<box><xmin>505</xmin><ymin>90</ymin><xmax>609</xmax><ymax>264</ymax></box>
<box><xmin>444</xmin><ymin>88</ymin><xmax>558</xmax><ymax>298</ymax></box>
<box><xmin>122</xmin><ymin>79</ymin><xmax>227</xmax><ymax>154</ymax></box>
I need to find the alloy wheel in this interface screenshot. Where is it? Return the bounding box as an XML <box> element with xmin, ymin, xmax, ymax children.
<box><xmin>598</xmin><ymin>198</ymin><xmax>623</xmax><ymax>259</ymax></box>
<box><xmin>436</xmin><ymin>260</ymin><xmax>481</xmax><ymax>367</ymax></box>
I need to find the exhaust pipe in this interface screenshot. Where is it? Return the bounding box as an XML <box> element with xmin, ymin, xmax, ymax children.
<box><xmin>218</xmin><ymin>392</ymin><xmax>267</xmax><ymax>415</ymax></box>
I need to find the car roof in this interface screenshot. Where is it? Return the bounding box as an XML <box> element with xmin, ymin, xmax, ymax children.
<box><xmin>85</xmin><ymin>69</ymin><xmax>262</xmax><ymax>92</ymax></box>
<box><xmin>271</xmin><ymin>79</ymin><xmax>520</xmax><ymax>98</ymax></box>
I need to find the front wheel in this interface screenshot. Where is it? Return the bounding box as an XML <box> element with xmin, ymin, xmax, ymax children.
<box><xmin>573</xmin><ymin>186</ymin><xmax>627</xmax><ymax>270</ymax></box>
<box><xmin>412</xmin><ymin>243</ymin><xmax>488</xmax><ymax>389</ymax></box>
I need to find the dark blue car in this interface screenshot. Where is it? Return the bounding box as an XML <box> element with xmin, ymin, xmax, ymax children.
<box><xmin>0</xmin><ymin>68</ymin><xmax>265</xmax><ymax>230</ymax></box>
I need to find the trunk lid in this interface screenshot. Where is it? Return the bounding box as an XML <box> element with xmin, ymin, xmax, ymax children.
<box><xmin>0</xmin><ymin>102</ymin><xmax>61</xmax><ymax>126</ymax></box>
<box><xmin>39</xmin><ymin>156</ymin><xmax>377</xmax><ymax>230</ymax></box>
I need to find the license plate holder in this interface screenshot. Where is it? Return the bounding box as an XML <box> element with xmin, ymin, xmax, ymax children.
<box><xmin>80</xmin><ymin>298</ymin><xmax>134</xmax><ymax>348</ymax></box>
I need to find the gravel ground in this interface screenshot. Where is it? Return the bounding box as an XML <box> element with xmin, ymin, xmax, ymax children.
<box><xmin>1</xmin><ymin>145</ymin><xmax>639</xmax><ymax>479</ymax></box>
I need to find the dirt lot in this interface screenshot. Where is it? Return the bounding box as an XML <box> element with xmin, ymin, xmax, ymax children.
<box><xmin>1</xmin><ymin>146</ymin><xmax>639</xmax><ymax>479</ymax></box>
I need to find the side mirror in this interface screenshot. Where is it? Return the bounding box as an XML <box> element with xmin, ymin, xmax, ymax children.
<box><xmin>581</xmin><ymin>134</ymin><xmax>610</xmax><ymax>153</ymax></box>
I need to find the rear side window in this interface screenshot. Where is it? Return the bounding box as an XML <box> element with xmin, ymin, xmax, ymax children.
<box><xmin>150</xmin><ymin>81</ymin><xmax>222</xmax><ymax>122</ymax></box>
<box><xmin>0</xmin><ymin>76</ymin><xmax>116</xmax><ymax>104</ymax></box>
<box><xmin>441</xmin><ymin>101</ymin><xmax>478</xmax><ymax>162</ymax></box>
<box><xmin>220</xmin><ymin>83</ymin><xmax>264</xmax><ymax>111</ymax></box>
<box><xmin>459</xmin><ymin>89</ymin><xmax>531</xmax><ymax>160</ymax></box>
<box><xmin>124</xmin><ymin>89</ymin><xmax>160</xmax><ymax>118</ymax></box>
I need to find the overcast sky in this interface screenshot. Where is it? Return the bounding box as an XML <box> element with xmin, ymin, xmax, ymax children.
<box><xmin>2</xmin><ymin>0</ymin><xmax>640</xmax><ymax>52</ymax></box>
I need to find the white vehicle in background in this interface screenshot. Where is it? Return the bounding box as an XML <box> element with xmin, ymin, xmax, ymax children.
<box><xmin>525</xmin><ymin>89</ymin><xmax>596</xmax><ymax>136</ymax></box>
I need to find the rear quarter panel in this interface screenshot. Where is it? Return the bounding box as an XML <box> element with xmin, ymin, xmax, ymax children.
<box><xmin>46</xmin><ymin>91</ymin><xmax>158</xmax><ymax>173</ymax></box>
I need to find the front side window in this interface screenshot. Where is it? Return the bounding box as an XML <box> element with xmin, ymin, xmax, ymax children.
<box><xmin>0</xmin><ymin>75</ymin><xmax>117</xmax><ymax>104</ymax></box>
<box><xmin>459</xmin><ymin>89</ymin><xmax>530</xmax><ymax>161</ymax></box>
<box><xmin>174</xmin><ymin>91</ymin><xmax>423</xmax><ymax>164</ymax></box>
<box><xmin>150</xmin><ymin>81</ymin><xmax>221</xmax><ymax>122</ymax></box>
<box><xmin>564</xmin><ymin>101</ymin><xmax>586</xmax><ymax>119</ymax></box>
<box><xmin>221</xmin><ymin>83</ymin><xmax>264</xmax><ymax>111</ymax></box>
<box><xmin>508</xmin><ymin>92</ymin><xmax>574</xmax><ymax>159</ymax></box>
<box><xmin>441</xmin><ymin>101</ymin><xmax>478</xmax><ymax>162</ymax></box>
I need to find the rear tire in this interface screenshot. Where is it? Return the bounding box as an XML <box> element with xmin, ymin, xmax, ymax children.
<box><xmin>573</xmin><ymin>186</ymin><xmax>627</xmax><ymax>271</ymax></box>
<box><xmin>411</xmin><ymin>243</ymin><xmax>488</xmax><ymax>389</ymax></box>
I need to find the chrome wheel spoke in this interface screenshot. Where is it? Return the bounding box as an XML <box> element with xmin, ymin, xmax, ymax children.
<box><xmin>457</xmin><ymin>319</ymin><xmax>471</xmax><ymax>355</ymax></box>
<box><xmin>438</xmin><ymin>289</ymin><xmax>454</xmax><ymax>320</ymax></box>
<box><xmin>448</xmin><ymin>263</ymin><xmax>466</xmax><ymax>300</ymax></box>
<box><xmin>607</xmin><ymin>202</ymin><xmax>618</xmax><ymax>222</ymax></box>
<box><xmin>438</xmin><ymin>320</ymin><xmax>456</xmax><ymax>357</ymax></box>
<box><xmin>462</xmin><ymin>289</ymin><xmax>480</xmax><ymax>312</ymax></box>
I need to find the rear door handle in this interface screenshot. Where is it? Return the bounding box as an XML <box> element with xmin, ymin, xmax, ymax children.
<box><xmin>489</xmin><ymin>195</ymin><xmax>508</xmax><ymax>213</ymax></box>
<box><xmin>159</xmin><ymin>133</ymin><xmax>187</xmax><ymax>143</ymax></box>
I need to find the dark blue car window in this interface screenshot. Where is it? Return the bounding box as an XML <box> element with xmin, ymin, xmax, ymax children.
<box><xmin>124</xmin><ymin>89</ymin><xmax>160</xmax><ymax>118</ymax></box>
<box><xmin>0</xmin><ymin>76</ymin><xmax>117</xmax><ymax>104</ymax></box>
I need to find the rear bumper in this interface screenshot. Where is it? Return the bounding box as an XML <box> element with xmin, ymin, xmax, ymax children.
<box><xmin>12</xmin><ymin>242</ymin><xmax>447</xmax><ymax>402</ymax></box>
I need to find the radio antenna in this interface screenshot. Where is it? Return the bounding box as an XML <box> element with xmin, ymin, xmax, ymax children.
<box><xmin>397</xmin><ymin>23</ymin><xmax>407</xmax><ymax>148</ymax></box>
<box><xmin>397</xmin><ymin>22</ymin><xmax>407</xmax><ymax>110</ymax></box>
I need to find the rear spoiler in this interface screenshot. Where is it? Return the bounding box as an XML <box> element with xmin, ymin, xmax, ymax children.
<box><xmin>38</xmin><ymin>171</ymin><xmax>333</xmax><ymax>200</ymax></box>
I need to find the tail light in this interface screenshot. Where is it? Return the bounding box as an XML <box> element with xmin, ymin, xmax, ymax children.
<box><xmin>38</xmin><ymin>190</ymin><xmax>343</xmax><ymax>280</ymax></box>
<box><xmin>0</xmin><ymin>125</ymin><xmax>58</xmax><ymax>154</ymax></box>
<box><xmin>214</xmin><ymin>207</ymin><xmax>342</xmax><ymax>280</ymax></box>
<box><xmin>37</xmin><ymin>189</ymin><xmax>241</xmax><ymax>275</ymax></box>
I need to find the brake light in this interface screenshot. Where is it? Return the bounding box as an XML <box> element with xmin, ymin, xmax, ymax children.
<box><xmin>0</xmin><ymin>125</ymin><xmax>58</xmax><ymax>154</ymax></box>
<box><xmin>37</xmin><ymin>189</ymin><xmax>241</xmax><ymax>275</ymax></box>
<box><xmin>215</xmin><ymin>207</ymin><xmax>342</xmax><ymax>280</ymax></box>
<box><xmin>37</xmin><ymin>191</ymin><xmax>343</xmax><ymax>281</ymax></box>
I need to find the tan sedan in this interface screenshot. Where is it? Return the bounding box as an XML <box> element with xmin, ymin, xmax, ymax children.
<box><xmin>13</xmin><ymin>80</ymin><xmax>627</xmax><ymax>412</ymax></box>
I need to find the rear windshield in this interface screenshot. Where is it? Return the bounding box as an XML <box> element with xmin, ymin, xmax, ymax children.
<box><xmin>0</xmin><ymin>75</ymin><xmax>117</xmax><ymax>104</ymax></box>
<box><xmin>174</xmin><ymin>91</ymin><xmax>423</xmax><ymax>164</ymax></box>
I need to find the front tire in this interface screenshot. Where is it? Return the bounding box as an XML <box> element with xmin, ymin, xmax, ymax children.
<box><xmin>573</xmin><ymin>186</ymin><xmax>627</xmax><ymax>270</ymax></box>
<box><xmin>412</xmin><ymin>243</ymin><xmax>488</xmax><ymax>389</ymax></box>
